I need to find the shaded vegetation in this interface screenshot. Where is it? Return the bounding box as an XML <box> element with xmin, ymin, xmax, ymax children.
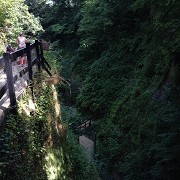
<box><xmin>0</xmin><ymin>70</ymin><xmax>98</xmax><ymax>179</ymax></box>
<box><xmin>33</xmin><ymin>0</ymin><xmax>180</xmax><ymax>179</ymax></box>
<box><xmin>0</xmin><ymin>0</ymin><xmax>180</xmax><ymax>179</ymax></box>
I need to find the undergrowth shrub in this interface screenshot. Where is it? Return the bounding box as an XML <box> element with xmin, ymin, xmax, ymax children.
<box><xmin>0</xmin><ymin>71</ymin><xmax>98</xmax><ymax>179</ymax></box>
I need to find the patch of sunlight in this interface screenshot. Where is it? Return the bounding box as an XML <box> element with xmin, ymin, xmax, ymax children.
<box><xmin>46</xmin><ymin>0</ymin><xmax>53</xmax><ymax>6</ymax></box>
<box><xmin>18</xmin><ymin>98</ymin><xmax>37</xmax><ymax>116</ymax></box>
<box><xmin>0</xmin><ymin>73</ymin><xmax>7</xmax><ymax>82</ymax></box>
<box><xmin>52</xmin><ymin>85</ymin><xmax>61</xmax><ymax>118</ymax></box>
<box><xmin>83</xmin><ymin>43</ymin><xmax>89</xmax><ymax>48</ymax></box>
<box><xmin>44</xmin><ymin>148</ymin><xmax>70</xmax><ymax>180</ymax></box>
<box><xmin>85</xmin><ymin>0</ymin><xmax>96</xmax><ymax>5</ymax></box>
<box><xmin>28</xmin><ymin>99</ymin><xmax>36</xmax><ymax>111</ymax></box>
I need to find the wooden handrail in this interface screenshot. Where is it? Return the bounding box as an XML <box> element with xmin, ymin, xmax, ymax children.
<box><xmin>0</xmin><ymin>40</ymin><xmax>52</xmax><ymax>108</ymax></box>
<box><xmin>3</xmin><ymin>53</ymin><xmax>16</xmax><ymax>106</ymax></box>
<box><xmin>70</xmin><ymin>118</ymin><xmax>94</xmax><ymax>133</ymax></box>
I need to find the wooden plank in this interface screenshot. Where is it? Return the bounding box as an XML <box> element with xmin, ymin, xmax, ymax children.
<box><xmin>35</xmin><ymin>40</ymin><xmax>41</xmax><ymax>71</ymax></box>
<box><xmin>30</xmin><ymin>42</ymin><xmax>36</xmax><ymax>50</ymax></box>
<box><xmin>79</xmin><ymin>135</ymin><xmax>94</xmax><ymax>161</ymax></box>
<box><xmin>0</xmin><ymin>40</ymin><xmax>52</xmax><ymax>125</ymax></box>
<box><xmin>26</xmin><ymin>42</ymin><xmax>33</xmax><ymax>81</ymax></box>
<box><xmin>3</xmin><ymin>53</ymin><xmax>16</xmax><ymax>107</ymax></box>
<box><xmin>26</xmin><ymin>42</ymin><xmax>34</xmax><ymax>99</ymax></box>
<box><xmin>0</xmin><ymin>57</ymin><xmax>4</xmax><ymax>68</ymax></box>
<box><xmin>42</xmin><ymin>56</ymin><xmax>51</xmax><ymax>70</ymax></box>
<box><xmin>0</xmin><ymin>72</ymin><xmax>28</xmax><ymax>127</ymax></box>
<box><xmin>0</xmin><ymin>62</ymin><xmax>37</xmax><ymax>123</ymax></box>
<box><xmin>10</xmin><ymin>48</ymin><xmax>27</xmax><ymax>62</ymax></box>
<box><xmin>0</xmin><ymin>83</ymin><xmax>8</xmax><ymax>100</ymax></box>
<box><xmin>36</xmin><ymin>58</ymin><xmax>52</xmax><ymax>76</ymax></box>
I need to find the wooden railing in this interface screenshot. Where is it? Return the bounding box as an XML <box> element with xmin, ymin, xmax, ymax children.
<box><xmin>70</xmin><ymin>119</ymin><xmax>94</xmax><ymax>135</ymax></box>
<box><xmin>0</xmin><ymin>40</ymin><xmax>52</xmax><ymax>108</ymax></box>
<box><xmin>69</xmin><ymin>118</ymin><xmax>96</xmax><ymax>154</ymax></box>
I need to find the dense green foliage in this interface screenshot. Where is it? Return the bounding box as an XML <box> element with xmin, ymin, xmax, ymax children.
<box><xmin>33</xmin><ymin>0</ymin><xmax>180</xmax><ymax>179</ymax></box>
<box><xmin>1</xmin><ymin>0</ymin><xmax>180</xmax><ymax>179</ymax></box>
<box><xmin>0</xmin><ymin>0</ymin><xmax>42</xmax><ymax>54</ymax></box>
<box><xmin>0</xmin><ymin>71</ymin><xmax>98</xmax><ymax>179</ymax></box>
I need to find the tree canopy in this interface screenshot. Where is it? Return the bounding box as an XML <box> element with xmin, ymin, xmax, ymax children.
<box><xmin>0</xmin><ymin>0</ymin><xmax>180</xmax><ymax>179</ymax></box>
<box><xmin>0</xmin><ymin>0</ymin><xmax>42</xmax><ymax>54</ymax></box>
<box><xmin>37</xmin><ymin>0</ymin><xmax>180</xmax><ymax>178</ymax></box>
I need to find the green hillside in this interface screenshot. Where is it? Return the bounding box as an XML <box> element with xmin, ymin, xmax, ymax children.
<box><xmin>0</xmin><ymin>0</ymin><xmax>179</xmax><ymax>179</ymax></box>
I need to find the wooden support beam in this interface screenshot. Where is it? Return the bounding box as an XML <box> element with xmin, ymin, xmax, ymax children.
<box><xmin>35</xmin><ymin>40</ymin><xmax>41</xmax><ymax>71</ymax></box>
<box><xmin>3</xmin><ymin>53</ymin><xmax>16</xmax><ymax>107</ymax></box>
<box><xmin>26</xmin><ymin>42</ymin><xmax>34</xmax><ymax>100</ymax></box>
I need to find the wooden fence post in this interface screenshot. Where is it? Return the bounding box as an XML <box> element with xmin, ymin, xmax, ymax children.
<box><xmin>35</xmin><ymin>40</ymin><xmax>41</xmax><ymax>71</ymax></box>
<box><xmin>36</xmin><ymin>40</ymin><xmax>52</xmax><ymax>76</ymax></box>
<box><xmin>3</xmin><ymin>53</ymin><xmax>16</xmax><ymax>107</ymax></box>
<box><xmin>26</xmin><ymin>42</ymin><xmax>33</xmax><ymax>81</ymax></box>
<box><xmin>39</xmin><ymin>40</ymin><xmax>45</xmax><ymax>65</ymax></box>
<box><xmin>26</xmin><ymin>42</ymin><xmax>34</xmax><ymax>99</ymax></box>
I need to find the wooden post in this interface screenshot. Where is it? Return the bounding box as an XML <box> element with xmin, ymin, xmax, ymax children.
<box><xmin>39</xmin><ymin>40</ymin><xmax>45</xmax><ymax>66</ymax></box>
<box><xmin>26</xmin><ymin>42</ymin><xmax>33</xmax><ymax>81</ymax></box>
<box><xmin>3</xmin><ymin>53</ymin><xmax>16</xmax><ymax>107</ymax></box>
<box><xmin>35</xmin><ymin>40</ymin><xmax>41</xmax><ymax>71</ymax></box>
<box><xmin>35</xmin><ymin>40</ymin><xmax>52</xmax><ymax>76</ymax></box>
<box><xmin>39</xmin><ymin>40</ymin><xmax>51</xmax><ymax>69</ymax></box>
<box><xmin>26</xmin><ymin>42</ymin><xmax>34</xmax><ymax>99</ymax></box>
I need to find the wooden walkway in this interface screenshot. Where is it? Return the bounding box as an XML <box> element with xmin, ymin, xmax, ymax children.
<box><xmin>0</xmin><ymin>40</ymin><xmax>50</xmax><ymax>127</ymax></box>
<box><xmin>0</xmin><ymin>63</ymin><xmax>30</xmax><ymax>126</ymax></box>
<box><xmin>79</xmin><ymin>135</ymin><xmax>94</xmax><ymax>161</ymax></box>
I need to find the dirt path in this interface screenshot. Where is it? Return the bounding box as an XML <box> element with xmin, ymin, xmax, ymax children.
<box><xmin>79</xmin><ymin>135</ymin><xmax>94</xmax><ymax>161</ymax></box>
